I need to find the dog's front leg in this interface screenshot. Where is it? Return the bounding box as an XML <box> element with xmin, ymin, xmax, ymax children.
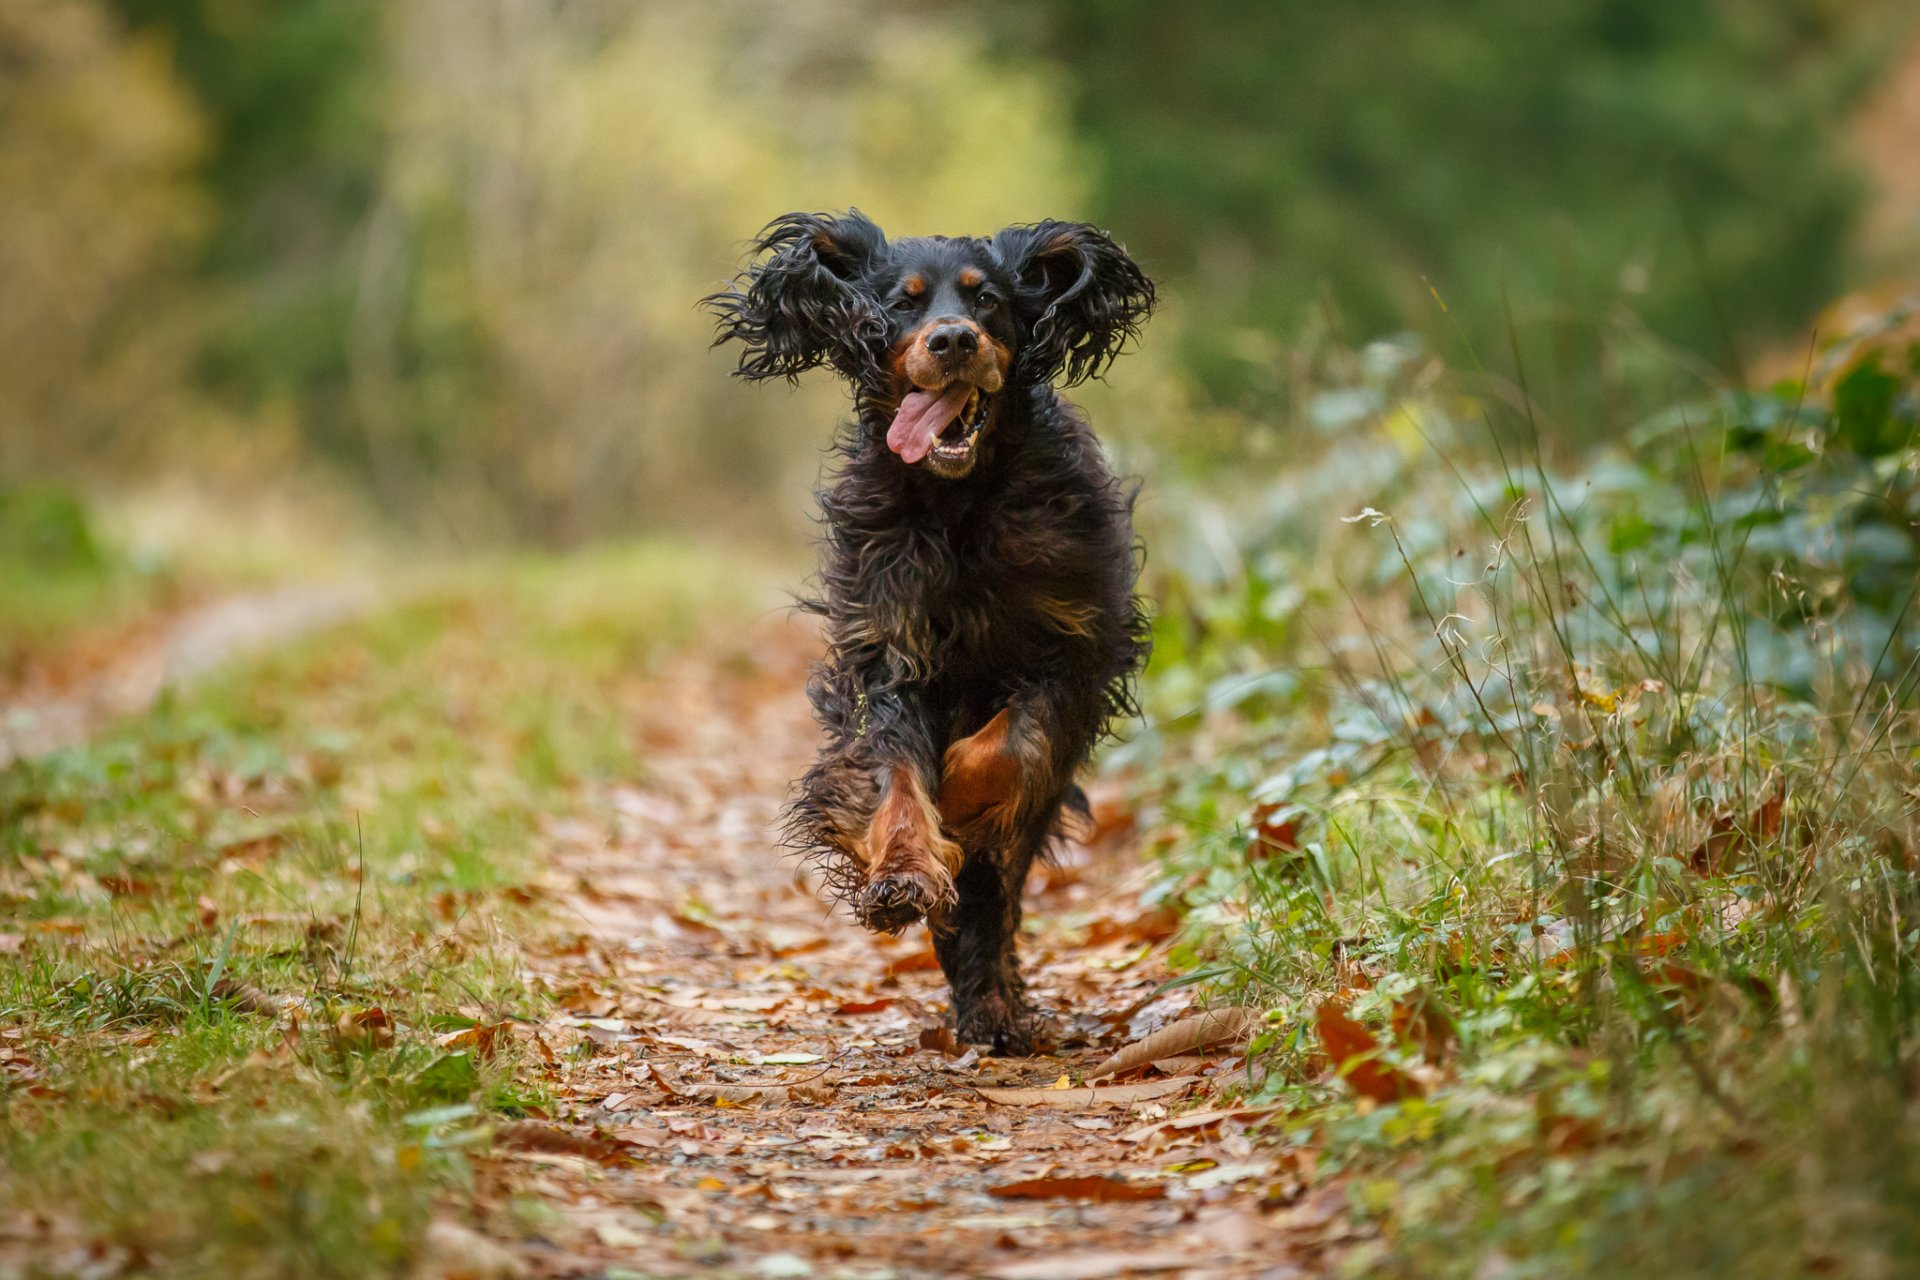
<box><xmin>852</xmin><ymin>760</ymin><xmax>963</xmax><ymax>934</ymax></box>
<box><xmin>929</xmin><ymin>699</ymin><xmax>1069</xmax><ymax>1053</ymax></box>
<box><xmin>936</xmin><ymin>701</ymin><xmax>1064</xmax><ymax>841</ymax></box>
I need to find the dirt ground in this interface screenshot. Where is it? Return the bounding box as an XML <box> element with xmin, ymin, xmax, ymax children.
<box><xmin>485</xmin><ymin>614</ymin><xmax>1343</xmax><ymax>1280</ymax></box>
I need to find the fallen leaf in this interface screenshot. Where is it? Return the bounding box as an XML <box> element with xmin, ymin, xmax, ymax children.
<box><xmin>1081</xmin><ymin>904</ymin><xmax>1181</xmax><ymax>947</ymax></box>
<box><xmin>334</xmin><ymin>1006</ymin><xmax>395</xmax><ymax>1050</ymax></box>
<box><xmin>1250</xmin><ymin>801</ymin><xmax>1302</xmax><ymax>859</ymax></box>
<box><xmin>1388</xmin><ymin>988</ymin><xmax>1457</xmax><ymax>1063</ymax></box>
<box><xmin>1087</xmin><ymin>1007</ymin><xmax>1257</xmax><ymax>1080</ymax></box>
<box><xmin>414</xmin><ymin>1218</ymin><xmax>528</xmax><ymax>1279</ymax></box>
<box><xmin>833</xmin><ymin>998</ymin><xmax>896</xmax><ymax>1016</ymax></box>
<box><xmin>687</xmin><ymin>1084</ymin><xmax>787</xmax><ymax>1106</ymax></box>
<box><xmin>988</xmin><ymin>1175</ymin><xmax>1164</xmax><ymax>1202</ymax></box>
<box><xmin>886</xmin><ymin>948</ymin><xmax>942</xmax><ymax>976</ymax></box>
<box><xmin>1314</xmin><ymin>999</ymin><xmax>1421</xmax><ymax>1103</ymax></box>
<box><xmin>1690</xmin><ymin>784</ymin><xmax>1785</xmax><ymax>874</ymax></box>
<box><xmin>1121</xmin><ymin>1104</ymin><xmax>1284</xmax><ymax>1144</ymax></box>
<box><xmin>529</xmin><ymin>1031</ymin><xmax>559</xmax><ymax>1067</ymax></box>
<box><xmin>435</xmin><ymin>1021</ymin><xmax>510</xmax><ymax>1061</ymax></box>
<box><xmin>643</xmin><ymin>1062</ymin><xmax>684</xmax><ymax>1096</ymax></box>
<box><xmin>918</xmin><ymin>1025</ymin><xmax>965</xmax><ymax>1057</ymax></box>
<box><xmin>987</xmin><ymin>1250</ymin><xmax>1193</xmax><ymax>1280</ymax></box>
<box><xmin>97</xmin><ymin>873</ymin><xmax>155</xmax><ymax>898</ymax></box>
<box><xmin>975</xmin><ymin>1076</ymin><xmax>1197</xmax><ymax>1109</ymax></box>
<box><xmin>209</xmin><ymin>978</ymin><xmax>278</xmax><ymax>1017</ymax></box>
<box><xmin>593</xmin><ymin>1222</ymin><xmax>651</xmax><ymax>1249</ymax></box>
<box><xmin>494</xmin><ymin>1121</ymin><xmax>632</xmax><ymax>1166</ymax></box>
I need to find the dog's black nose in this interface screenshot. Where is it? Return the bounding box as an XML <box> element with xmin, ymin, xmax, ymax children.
<box><xmin>925</xmin><ymin>322</ymin><xmax>979</xmax><ymax>363</ymax></box>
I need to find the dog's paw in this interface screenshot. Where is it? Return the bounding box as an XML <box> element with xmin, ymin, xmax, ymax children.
<box><xmin>956</xmin><ymin>994</ymin><xmax>1050</xmax><ymax>1057</ymax></box>
<box><xmin>852</xmin><ymin>871</ymin><xmax>943</xmax><ymax>934</ymax></box>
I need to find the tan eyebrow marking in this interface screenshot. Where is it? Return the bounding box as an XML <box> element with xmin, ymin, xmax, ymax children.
<box><xmin>903</xmin><ymin>274</ymin><xmax>926</xmax><ymax>297</ymax></box>
<box><xmin>958</xmin><ymin>267</ymin><xmax>984</xmax><ymax>288</ymax></box>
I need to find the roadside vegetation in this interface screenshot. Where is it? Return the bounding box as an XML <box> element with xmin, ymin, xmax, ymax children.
<box><xmin>0</xmin><ymin>485</ymin><xmax>174</xmax><ymax>671</ymax></box>
<box><xmin>1129</xmin><ymin>295</ymin><xmax>1920</xmax><ymax>1277</ymax></box>
<box><xmin>0</xmin><ymin>546</ymin><xmax>763</xmax><ymax>1277</ymax></box>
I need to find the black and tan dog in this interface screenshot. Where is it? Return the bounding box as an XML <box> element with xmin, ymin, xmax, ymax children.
<box><xmin>707</xmin><ymin>212</ymin><xmax>1153</xmax><ymax>1053</ymax></box>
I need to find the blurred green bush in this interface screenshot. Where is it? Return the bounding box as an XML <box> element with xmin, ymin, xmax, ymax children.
<box><xmin>1015</xmin><ymin>0</ymin><xmax>1915</xmax><ymax>425</ymax></box>
<box><xmin>0</xmin><ymin>0</ymin><xmax>206</xmax><ymax>479</ymax></box>
<box><xmin>84</xmin><ymin>0</ymin><xmax>1087</xmax><ymax>543</ymax></box>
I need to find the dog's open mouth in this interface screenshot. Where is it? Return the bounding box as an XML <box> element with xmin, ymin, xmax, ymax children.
<box><xmin>887</xmin><ymin>382</ymin><xmax>993</xmax><ymax>477</ymax></box>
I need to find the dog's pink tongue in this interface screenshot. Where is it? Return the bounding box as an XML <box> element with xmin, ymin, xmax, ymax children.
<box><xmin>887</xmin><ymin>384</ymin><xmax>971</xmax><ymax>464</ymax></box>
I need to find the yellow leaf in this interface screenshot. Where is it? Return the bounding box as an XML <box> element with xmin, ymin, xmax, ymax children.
<box><xmin>1049</xmin><ymin>1074</ymin><xmax>1073</xmax><ymax>1090</ymax></box>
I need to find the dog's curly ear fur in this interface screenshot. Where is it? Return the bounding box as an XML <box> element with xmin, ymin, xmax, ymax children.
<box><xmin>991</xmin><ymin>221</ymin><xmax>1153</xmax><ymax>387</ymax></box>
<box><xmin>705</xmin><ymin>211</ymin><xmax>888</xmax><ymax>382</ymax></box>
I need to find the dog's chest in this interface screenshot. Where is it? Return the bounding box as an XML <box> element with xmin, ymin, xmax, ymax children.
<box><xmin>920</xmin><ymin>513</ymin><xmax>1102</xmax><ymax>654</ymax></box>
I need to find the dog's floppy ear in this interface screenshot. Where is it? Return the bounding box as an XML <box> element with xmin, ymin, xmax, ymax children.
<box><xmin>705</xmin><ymin>211</ymin><xmax>888</xmax><ymax>382</ymax></box>
<box><xmin>991</xmin><ymin>221</ymin><xmax>1154</xmax><ymax>387</ymax></box>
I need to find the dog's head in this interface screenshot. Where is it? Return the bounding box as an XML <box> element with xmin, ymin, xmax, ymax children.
<box><xmin>706</xmin><ymin>211</ymin><xmax>1153</xmax><ymax>479</ymax></box>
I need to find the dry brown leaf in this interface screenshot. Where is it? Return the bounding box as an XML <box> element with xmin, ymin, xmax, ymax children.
<box><xmin>987</xmin><ymin>1174</ymin><xmax>1165</xmax><ymax>1202</ymax></box>
<box><xmin>1388</xmin><ymin>988</ymin><xmax>1457</xmax><ymax>1063</ymax></box>
<box><xmin>494</xmin><ymin>1121</ymin><xmax>632</xmax><ymax>1165</ymax></box>
<box><xmin>641</xmin><ymin>1061</ymin><xmax>683</xmax><ymax>1095</ymax></box>
<box><xmin>413</xmin><ymin>1218</ymin><xmax>528</xmax><ymax>1280</ymax></box>
<box><xmin>1690</xmin><ymin>784</ymin><xmax>1785</xmax><ymax>873</ymax></box>
<box><xmin>975</xmin><ymin>1075</ymin><xmax>1197</xmax><ymax>1109</ymax></box>
<box><xmin>333</xmin><ymin>1006</ymin><xmax>395</xmax><ymax>1050</ymax></box>
<box><xmin>1120</xmin><ymin>1104</ymin><xmax>1284</xmax><ymax>1143</ymax></box>
<box><xmin>1314</xmin><ymin>999</ymin><xmax>1421</xmax><ymax>1102</ymax></box>
<box><xmin>434</xmin><ymin>1021</ymin><xmax>510</xmax><ymax>1062</ymax></box>
<box><xmin>208</xmin><ymin>978</ymin><xmax>278</xmax><ymax>1017</ymax></box>
<box><xmin>987</xmin><ymin>1250</ymin><xmax>1193</xmax><ymax>1280</ymax></box>
<box><xmin>1250</xmin><ymin>800</ymin><xmax>1302</xmax><ymax>860</ymax></box>
<box><xmin>687</xmin><ymin>1084</ymin><xmax>786</xmax><ymax>1107</ymax></box>
<box><xmin>1086</xmin><ymin>1007</ymin><xmax>1257</xmax><ymax>1080</ymax></box>
<box><xmin>918</xmin><ymin>1025</ymin><xmax>964</xmax><ymax>1057</ymax></box>
<box><xmin>885</xmin><ymin>947</ymin><xmax>942</xmax><ymax>976</ymax></box>
<box><xmin>1082</xmin><ymin>903</ymin><xmax>1181</xmax><ymax>947</ymax></box>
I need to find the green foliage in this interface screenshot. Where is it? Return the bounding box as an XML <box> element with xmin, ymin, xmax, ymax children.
<box><xmin>1016</xmin><ymin>0</ymin><xmax>1910</xmax><ymax>419</ymax></box>
<box><xmin>1130</xmin><ymin>297</ymin><xmax>1920</xmax><ymax>1277</ymax></box>
<box><xmin>0</xmin><ymin>541</ymin><xmax>765</xmax><ymax>1277</ymax></box>
<box><xmin>73</xmin><ymin>0</ymin><xmax>1091</xmax><ymax>543</ymax></box>
<box><xmin>107</xmin><ymin>0</ymin><xmax>383</xmax><ymax>412</ymax></box>
<box><xmin>0</xmin><ymin>0</ymin><xmax>206</xmax><ymax>471</ymax></box>
<box><xmin>0</xmin><ymin>484</ymin><xmax>181</xmax><ymax>668</ymax></box>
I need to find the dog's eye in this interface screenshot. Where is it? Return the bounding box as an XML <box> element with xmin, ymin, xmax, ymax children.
<box><xmin>976</xmin><ymin>289</ymin><xmax>1002</xmax><ymax>310</ymax></box>
<box><xmin>888</xmin><ymin>295</ymin><xmax>919</xmax><ymax>313</ymax></box>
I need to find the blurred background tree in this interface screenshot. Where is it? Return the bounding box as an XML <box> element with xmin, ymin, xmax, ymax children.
<box><xmin>6</xmin><ymin>0</ymin><xmax>1919</xmax><ymax>542</ymax></box>
<box><xmin>1010</xmin><ymin>0</ymin><xmax>1910</xmax><ymax>429</ymax></box>
<box><xmin>0</xmin><ymin>0</ymin><xmax>206</xmax><ymax>478</ymax></box>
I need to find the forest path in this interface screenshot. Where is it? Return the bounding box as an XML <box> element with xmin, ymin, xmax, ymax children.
<box><xmin>498</xmin><ymin>612</ymin><xmax>1336</xmax><ymax>1280</ymax></box>
<box><xmin>0</xmin><ymin>581</ymin><xmax>377</xmax><ymax>766</ymax></box>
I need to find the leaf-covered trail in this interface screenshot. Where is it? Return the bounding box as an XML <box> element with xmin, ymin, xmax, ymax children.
<box><xmin>501</xmin><ymin>613</ymin><xmax>1338</xmax><ymax>1280</ymax></box>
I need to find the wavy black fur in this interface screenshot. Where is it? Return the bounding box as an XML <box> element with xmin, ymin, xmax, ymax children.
<box><xmin>705</xmin><ymin>212</ymin><xmax>1153</xmax><ymax>1052</ymax></box>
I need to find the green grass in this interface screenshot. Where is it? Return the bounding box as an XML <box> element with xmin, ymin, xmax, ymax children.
<box><xmin>1130</xmin><ymin>312</ymin><xmax>1920</xmax><ymax>1277</ymax></box>
<box><xmin>0</xmin><ymin>485</ymin><xmax>182</xmax><ymax>671</ymax></box>
<box><xmin>0</xmin><ymin>540</ymin><xmax>770</xmax><ymax>1279</ymax></box>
